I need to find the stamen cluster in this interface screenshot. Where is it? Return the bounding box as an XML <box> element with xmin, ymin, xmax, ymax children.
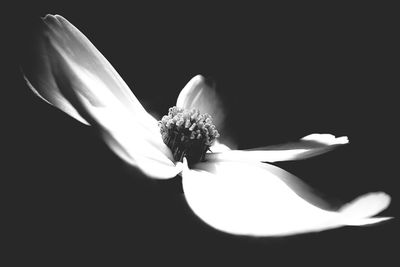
<box><xmin>158</xmin><ymin>106</ymin><xmax>220</xmax><ymax>164</ymax></box>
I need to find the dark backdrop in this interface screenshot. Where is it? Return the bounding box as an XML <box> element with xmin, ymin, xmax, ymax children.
<box><xmin>4</xmin><ymin>2</ymin><xmax>398</xmax><ymax>265</ymax></box>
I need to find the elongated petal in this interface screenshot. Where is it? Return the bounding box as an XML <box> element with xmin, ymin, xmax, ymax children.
<box><xmin>24</xmin><ymin>14</ymin><xmax>156</xmax><ymax>128</ymax></box>
<box><xmin>182</xmin><ymin>159</ymin><xmax>391</xmax><ymax>236</ymax></box>
<box><xmin>22</xmin><ymin>14</ymin><xmax>178</xmax><ymax>178</ymax></box>
<box><xmin>52</xmin><ymin>46</ymin><xmax>181</xmax><ymax>178</ymax></box>
<box><xmin>206</xmin><ymin>134</ymin><xmax>349</xmax><ymax>163</ymax></box>
<box><xmin>176</xmin><ymin>75</ymin><xmax>225</xmax><ymax>130</ymax></box>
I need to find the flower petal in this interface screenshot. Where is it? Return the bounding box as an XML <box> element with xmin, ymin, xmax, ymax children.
<box><xmin>176</xmin><ymin>75</ymin><xmax>225</xmax><ymax>130</ymax></box>
<box><xmin>182</xmin><ymin>159</ymin><xmax>391</xmax><ymax>236</ymax></box>
<box><xmin>51</xmin><ymin>46</ymin><xmax>181</xmax><ymax>179</ymax></box>
<box><xmin>26</xmin><ymin>14</ymin><xmax>157</xmax><ymax>128</ymax></box>
<box><xmin>206</xmin><ymin>133</ymin><xmax>349</xmax><ymax>163</ymax></box>
<box><xmin>22</xmin><ymin>14</ymin><xmax>178</xmax><ymax>179</ymax></box>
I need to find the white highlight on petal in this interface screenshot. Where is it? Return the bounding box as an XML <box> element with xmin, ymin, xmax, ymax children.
<box><xmin>176</xmin><ymin>75</ymin><xmax>225</xmax><ymax>130</ymax></box>
<box><xmin>53</xmin><ymin>54</ymin><xmax>179</xmax><ymax>179</ymax></box>
<box><xmin>22</xmin><ymin>14</ymin><xmax>160</xmax><ymax>134</ymax></box>
<box><xmin>207</xmin><ymin>133</ymin><xmax>349</xmax><ymax>163</ymax></box>
<box><xmin>182</xmin><ymin>159</ymin><xmax>391</xmax><ymax>236</ymax></box>
<box><xmin>22</xmin><ymin>14</ymin><xmax>179</xmax><ymax>178</ymax></box>
<box><xmin>44</xmin><ymin>14</ymin><xmax>156</xmax><ymax>128</ymax></box>
<box><xmin>301</xmin><ymin>133</ymin><xmax>349</xmax><ymax>145</ymax></box>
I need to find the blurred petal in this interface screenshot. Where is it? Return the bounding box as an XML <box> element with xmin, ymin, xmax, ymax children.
<box><xmin>52</xmin><ymin>49</ymin><xmax>181</xmax><ymax>179</ymax></box>
<box><xmin>22</xmin><ymin>14</ymin><xmax>157</xmax><ymax>132</ymax></box>
<box><xmin>206</xmin><ymin>134</ymin><xmax>349</xmax><ymax>163</ymax></box>
<box><xmin>22</xmin><ymin>14</ymin><xmax>178</xmax><ymax>179</ymax></box>
<box><xmin>176</xmin><ymin>75</ymin><xmax>225</xmax><ymax>130</ymax></box>
<box><xmin>182</xmin><ymin>159</ymin><xmax>391</xmax><ymax>236</ymax></box>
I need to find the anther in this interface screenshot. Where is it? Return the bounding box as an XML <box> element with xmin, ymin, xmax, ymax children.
<box><xmin>158</xmin><ymin>106</ymin><xmax>220</xmax><ymax>165</ymax></box>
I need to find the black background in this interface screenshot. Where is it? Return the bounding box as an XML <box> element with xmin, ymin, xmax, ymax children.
<box><xmin>4</xmin><ymin>2</ymin><xmax>398</xmax><ymax>265</ymax></box>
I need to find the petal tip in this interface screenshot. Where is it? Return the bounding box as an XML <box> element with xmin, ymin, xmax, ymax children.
<box><xmin>192</xmin><ymin>74</ymin><xmax>205</xmax><ymax>81</ymax></box>
<box><xmin>42</xmin><ymin>14</ymin><xmax>56</xmax><ymax>22</ymax></box>
<box><xmin>301</xmin><ymin>133</ymin><xmax>349</xmax><ymax>145</ymax></box>
<box><xmin>42</xmin><ymin>14</ymin><xmax>68</xmax><ymax>27</ymax></box>
<box><xmin>336</xmin><ymin>136</ymin><xmax>349</xmax><ymax>144</ymax></box>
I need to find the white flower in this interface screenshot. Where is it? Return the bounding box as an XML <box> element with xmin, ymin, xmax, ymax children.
<box><xmin>22</xmin><ymin>14</ymin><xmax>392</xmax><ymax>237</ymax></box>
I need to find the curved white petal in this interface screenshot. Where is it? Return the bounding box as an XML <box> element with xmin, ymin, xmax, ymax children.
<box><xmin>206</xmin><ymin>134</ymin><xmax>349</xmax><ymax>163</ymax></box>
<box><xmin>53</xmin><ymin>51</ymin><xmax>180</xmax><ymax>179</ymax></box>
<box><xmin>22</xmin><ymin>14</ymin><xmax>178</xmax><ymax>179</ymax></box>
<box><xmin>182</xmin><ymin>159</ymin><xmax>391</xmax><ymax>236</ymax></box>
<box><xmin>176</xmin><ymin>75</ymin><xmax>225</xmax><ymax>130</ymax></box>
<box><xmin>23</xmin><ymin>14</ymin><xmax>157</xmax><ymax>129</ymax></box>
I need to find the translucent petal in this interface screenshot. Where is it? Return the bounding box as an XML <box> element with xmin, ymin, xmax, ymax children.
<box><xmin>206</xmin><ymin>133</ymin><xmax>349</xmax><ymax>163</ymax></box>
<box><xmin>176</xmin><ymin>75</ymin><xmax>225</xmax><ymax>130</ymax></box>
<box><xmin>22</xmin><ymin>14</ymin><xmax>178</xmax><ymax>179</ymax></box>
<box><xmin>22</xmin><ymin>15</ymin><xmax>158</xmax><ymax>130</ymax></box>
<box><xmin>182</xmin><ymin>159</ymin><xmax>391</xmax><ymax>236</ymax></box>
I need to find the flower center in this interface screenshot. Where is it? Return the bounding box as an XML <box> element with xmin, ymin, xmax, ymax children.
<box><xmin>158</xmin><ymin>106</ymin><xmax>220</xmax><ymax>165</ymax></box>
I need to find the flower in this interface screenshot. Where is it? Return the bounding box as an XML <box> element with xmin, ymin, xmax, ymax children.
<box><xmin>22</xmin><ymin>14</ymin><xmax>392</xmax><ymax>237</ymax></box>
